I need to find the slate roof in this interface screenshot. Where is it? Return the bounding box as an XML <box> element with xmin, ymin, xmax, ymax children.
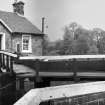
<box><xmin>0</xmin><ymin>10</ymin><xmax>42</xmax><ymax>35</ymax></box>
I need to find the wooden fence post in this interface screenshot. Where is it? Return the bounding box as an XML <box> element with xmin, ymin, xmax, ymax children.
<box><xmin>2</xmin><ymin>54</ymin><xmax>5</xmax><ymax>69</ymax></box>
<box><xmin>6</xmin><ymin>55</ymin><xmax>10</xmax><ymax>72</ymax></box>
<box><xmin>10</xmin><ymin>57</ymin><xmax>14</xmax><ymax>74</ymax></box>
<box><xmin>0</xmin><ymin>53</ymin><xmax>2</xmax><ymax>72</ymax></box>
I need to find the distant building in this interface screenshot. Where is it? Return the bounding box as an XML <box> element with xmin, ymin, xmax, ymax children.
<box><xmin>0</xmin><ymin>1</ymin><xmax>44</xmax><ymax>56</ymax></box>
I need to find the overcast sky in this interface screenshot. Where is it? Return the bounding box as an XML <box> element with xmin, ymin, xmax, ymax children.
<box><xmin>1</xmin><ymin>0</ymin><xmax>105</xmax><ymax>41</ymax></box>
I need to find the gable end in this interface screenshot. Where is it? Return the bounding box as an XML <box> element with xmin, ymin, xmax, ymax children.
<box><xmin>0</xmin><ymin>19</ymin><xmax>12</xmax><ymax>33</ymax></box>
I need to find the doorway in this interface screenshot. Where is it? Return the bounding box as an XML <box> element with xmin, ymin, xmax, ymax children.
<box><xmin>0</xmin><ymin>35</ymin><xmax>2</xmax><ymax>50</ymax></box>
<box><xmin>0</xmin><ymin>33</ymin><xmax>5</xmax><ymax>50</ymax></box>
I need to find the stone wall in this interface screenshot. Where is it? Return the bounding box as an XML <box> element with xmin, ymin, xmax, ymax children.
<box><xmin>0</xmin><ymin>73</ymin><xmax>16</xmax><ymax>105</ymax></box>
<box><xmin>31</xmin><ymin>35</ymin><xmax>43</xmax><ymax>56</ymax></box>
<box><xmin>12</xmin><ymin>34</ymin><xmax>43</xmax><ymax>56</ymax></box>
<box><xmin>51</xmin><ymin>92</ymin><xmax>105</xmax><ymax>105</ymax></box>
<box><xmin>14</xmin><ymin>81</ymin><xmax>105</xmax><ymax>105</ymax></box>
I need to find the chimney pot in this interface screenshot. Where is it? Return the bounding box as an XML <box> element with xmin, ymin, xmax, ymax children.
<box><xmin>13</xmin><ymin>1</ymin><xmax>25</xmax><ymax>15</ymax></box>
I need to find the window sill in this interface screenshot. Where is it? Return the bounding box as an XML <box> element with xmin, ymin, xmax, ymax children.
<box><xmin>22</xmin><ymin>50</ymin><xmax>32</xmax><ymax>53</ymax></box>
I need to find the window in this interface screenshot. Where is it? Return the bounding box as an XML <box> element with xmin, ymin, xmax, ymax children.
<box><xmin>22</xmin><ymin>35</ymin><xmax>32</xmax><ymax>53</ymax></box>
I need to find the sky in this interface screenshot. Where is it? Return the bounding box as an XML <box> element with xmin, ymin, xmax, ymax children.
<box><xmin>1</xmin><ymin>0</ymin><xmax>105</xmax><ymax>41</ymax></box>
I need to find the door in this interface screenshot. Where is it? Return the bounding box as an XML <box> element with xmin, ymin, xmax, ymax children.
<box><xmin>0</xmin><ymin>35</ymin><xmax>2</xmax><ymax>50</ymax></box>
<box><xmin>0</xmin><ymin>33</ymin><xmax>5</xmax><ymax>50</ymax></box>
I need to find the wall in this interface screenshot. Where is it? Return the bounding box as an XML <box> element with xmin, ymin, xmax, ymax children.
<box><xmin>12</xmin><ymin>34</ymin><xmax>43</xmax><ymax>56</ymax></box>
<box><xmin>32</xmin><ymin>35</ymin><xmax>43</xmax><ymax>56</ymax></box>
<box><xmin>52</xmin><ymin>92</ymin><xmax>105</xmax><ymax>105</ymax></box>
<box><xmin>0</xmin><ymin>73</ymin><xmax>16</xmax><ymax>105</ymax></box>
<box><xmin>14</xmin><ymin>81</ymin><xmax>105</xmax><ymax>105</ymax></box>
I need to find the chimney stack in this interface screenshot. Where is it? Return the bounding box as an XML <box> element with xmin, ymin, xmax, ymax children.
<box><xmin>13</xmin><ymin>0</ymin><xmax>25</xmax><ymax>15</ymax></box>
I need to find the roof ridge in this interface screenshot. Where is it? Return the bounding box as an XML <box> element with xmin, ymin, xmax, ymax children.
<box><xmin>0</xmin><ymin>10</ymin><xmax>13</xmax><ymax>14</ymax></box>
<box><xmin>0</xmin><ymin>10</ymin><xmax>26</xmax><ymax>19</ymax></box>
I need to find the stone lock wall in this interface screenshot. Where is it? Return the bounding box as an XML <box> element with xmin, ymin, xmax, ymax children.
<box><xmin>51</xmin><ymin>92</ymin><xmax>105</xmax><ymax>105</ymax></box>
<box><xmin>0</xmin><ymin>73</ymin><xmax>16</xmax><ymax>105</ymax></box>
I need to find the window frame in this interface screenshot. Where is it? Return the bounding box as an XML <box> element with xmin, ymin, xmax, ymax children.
<box><xmin>22</xmin><ymin>35</ymin><xmax>32</xmax><ymax>53</ymax></box>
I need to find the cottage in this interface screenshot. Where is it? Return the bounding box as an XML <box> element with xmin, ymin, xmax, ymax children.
<box><xmin>0</xmin><ymin>1</ymin><xmax>44</xmax><ymax>56</ymax></box>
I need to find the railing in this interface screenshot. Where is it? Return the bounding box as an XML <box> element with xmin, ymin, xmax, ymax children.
<box><xmin>19</xmin><ymin>54</ymin><xmax>105</xmax><ymax>61</ymax></box>
<box><xmin>17</xmin><ymin>54</ymin><xmax>105</xmax><ymax>79</ymax></box>
<box><xmin>0</xmin><ymin>50</ymin><xmax>18</xmax><ymax>73</ymax></box>
<box><xmin>0</xmin><ymin>51</ymin><xmax>18</xmax><ymax>105</ymax></box>
<box><xmin>14</xmin><ymin>81</ymin><xmax>105</xmax><ymax>105</ymax></box>
<box><xmin>2</xmin><ymin>51</ymin><xmax>105</xmax><ymax>78</ymax></box>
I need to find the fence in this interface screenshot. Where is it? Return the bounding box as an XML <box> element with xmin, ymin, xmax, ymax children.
<box><xmin>14</xmin><ymin>81</ymin><xmax>105</xmax><ymax>105</ymax></box>
<box><xmin>0</xmin><ymin>50</ymin><xmax>18</xmax><ymax>73</ymax></box>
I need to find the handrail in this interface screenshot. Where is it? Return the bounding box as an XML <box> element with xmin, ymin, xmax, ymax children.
<box><xmin>19</xmin><ymin>54</ymin><xmax>105</xmax><ymax>61</ymax></box>
<box><xmin>0</xmin><ymin>50</ymin><xmax>18</xmax><ymax>58</ymax></box>
<box><xmin>0</xmin><ymin>50</ymin><xmax>18</xmax><ymax>73</ymax></box>
<box><xmin>14</xmin><ymin>81</ymin><xmax>105</xmax><ymax>105</ymax></box>
<box><xmin>1</xmin><ymin>50</ymin><xmax>105</xmax><ymax>61</ymax></box>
